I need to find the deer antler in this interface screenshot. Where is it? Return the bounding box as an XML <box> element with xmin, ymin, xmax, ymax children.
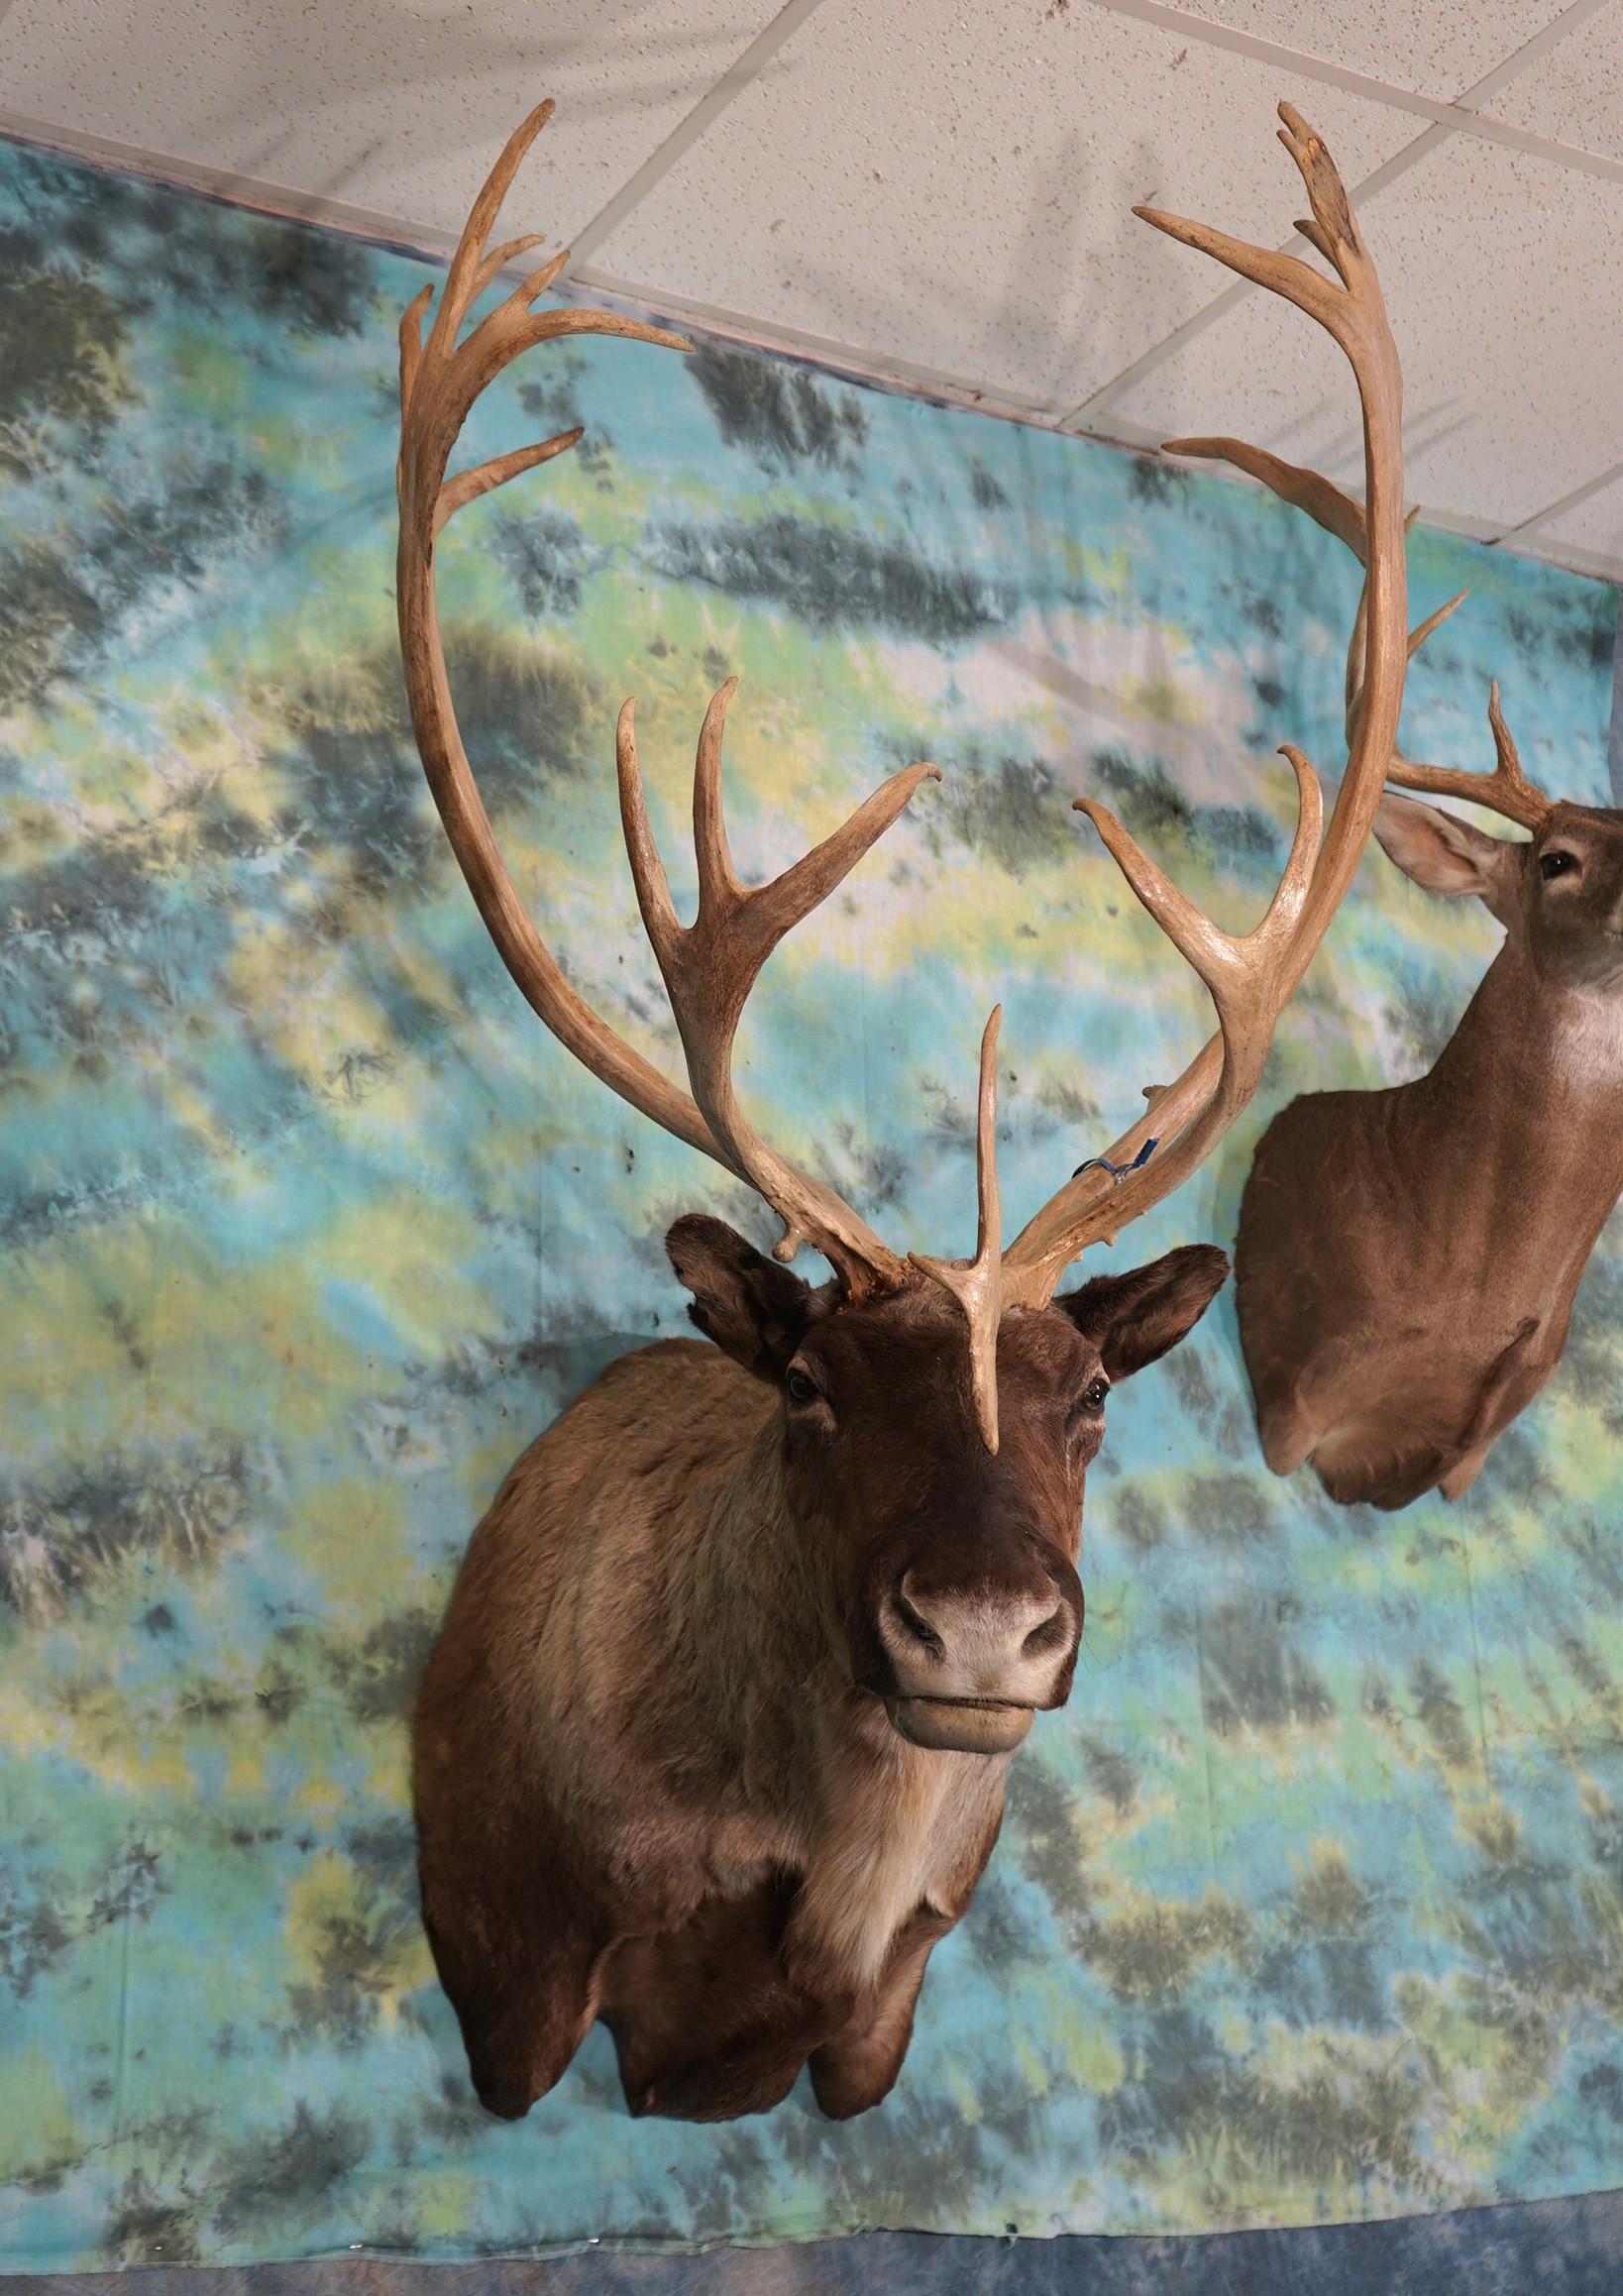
<box><xmin>1166</xmin><ymin>437</ymin><xmax>1554</xmax><ymax>834</ymax></box>
<box><xmin>396</xmin><ymin>100</ymin><xmax>937</xmax><ymax>1301</ymax></box>
<box><xmin>616</xmin><ymin>684</ymin><xmax>935</xmax><ymax>1294</ymax></box>
<box><xmin>1382</xmin><ymin>680</ymin><xmax>1553</xmax><ymax>831</ymax></box>
<box><xmin>911</xmin><ymin>1008</ymin><xmax>1005</xmax><ymax>1449</ymax></box>
<box><xmin>398</xmin><ymin>100</ymin><xmax>1413</xmax><ymax>1448</ymax></box>
<box><xmin>998</xmin><ymin>103</ymin><xmax>1412</xmax><ymax>1310</ymax></box>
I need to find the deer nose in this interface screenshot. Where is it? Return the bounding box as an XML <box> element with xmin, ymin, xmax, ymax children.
<box><xmin>882</xmin><ymin>1566</ymin><xmax>1076</xmax><ymax>1703</ymax></box>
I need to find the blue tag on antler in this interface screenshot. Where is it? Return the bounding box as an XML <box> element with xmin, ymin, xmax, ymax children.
<box><xmin>1072</xmin><ymin>1136</ymin><xmax>1159</xmax><ymax>1183</ymax></box>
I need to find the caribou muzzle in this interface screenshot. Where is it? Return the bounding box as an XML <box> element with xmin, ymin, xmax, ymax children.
<box><xmin>868</xmin><ymin>1554</ymin><xmax>1083</xmax><ymax>1754</ymax></box>
<box><xmin>883</xmin><ymin>1692</ymin><xmax>1039</xmax><ymax>1755</ymax></box>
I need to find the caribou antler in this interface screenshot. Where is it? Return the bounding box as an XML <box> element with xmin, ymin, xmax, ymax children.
<box><xmin>396</xmin><ymin>100</ymin><xmax>939</xmax><ymax>1301</ymax></box>
<box><xmin>396</xmin><ymin>103</ymin><xmax>708</xmax><ymax>1160</ymax></box>
<box><xmin>399</xmin><ymin>99</ymin><xmax>1413</xmax><ymax>1454</ymax></box>
<box><xmin>1165</xmin><ymin>434</ymin><xmax>1554</xmax><ymax>834</ymax></box>
<box><xmin>912</xmin><ymin>1008</ymin><xmax>1005</xmax><ymax>1448</ymax></box>
<box><xmin>997</xmin><ymin>103</ymin><xmax>1412</xmax><ymax>1310</ymax></box>
<box><xmin>616</xmin><ymin>683</ymin><xmax>935</xmax><ymax>1294</ymax></box>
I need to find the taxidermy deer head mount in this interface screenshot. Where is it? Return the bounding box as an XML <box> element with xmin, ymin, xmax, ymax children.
<box><xmin>402</xmin><ymin>101</ymin><xmax>1410</xmax><ymax>2124</ymax></box>
<box><xmin>1174</xmin><ymin>437</ymin><xmax>1622</xmax><ymax>1508</ymax></box>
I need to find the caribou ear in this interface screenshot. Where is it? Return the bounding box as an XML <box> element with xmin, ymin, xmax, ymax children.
<box><xmin>666</xmin><ymin>1215</ymin><xmax>815</xmax><ymax>1382</ymax></box>
<box><xmin>1373</xmin><ymin>791</ymin><xmax>1518</xmax><ymax>908</ymax></box>
<box><xmin>1057</xmin><ymin>1244</ymin><xmax>1229</xmax><ymax>1381</ymax></box>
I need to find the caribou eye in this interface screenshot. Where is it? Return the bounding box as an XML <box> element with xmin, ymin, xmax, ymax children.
<box><xmin>1541</xmin><ymin>849</ymin><xmax>1577</xmax><ymax>880</ymax></box>
<box><xmin>785</xmin><ymin>1368</ymin><xmax>821</xmax><ymax>1407</ymax></box>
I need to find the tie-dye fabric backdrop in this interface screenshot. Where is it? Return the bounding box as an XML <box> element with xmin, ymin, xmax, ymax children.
<box><xmin>3</xmin><ymin>131</ymin><xmax>1622</xmax><ymax>2270</ymax></box>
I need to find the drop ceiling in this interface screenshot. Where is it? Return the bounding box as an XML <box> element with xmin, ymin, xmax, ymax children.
<box><xmin>3</xmin><ymin>0</ymin><xmax>1623</xmax><ymax>581</ymax></box>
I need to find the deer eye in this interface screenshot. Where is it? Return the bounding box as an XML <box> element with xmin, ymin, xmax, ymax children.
<box><xmin>1077</xmin><ymin>1376</ymin><xmax>1110</xmax><ymax>1415</ymax></box>
<box><xmin>1541</xmin><ymin>849</ymin><xmax>1577</xmax><ymax>881</ymax></box>
<box><xmin>785</xmin><ymin>1368</ymin><xmax>821</xmax><ymax>1407</ymax></box>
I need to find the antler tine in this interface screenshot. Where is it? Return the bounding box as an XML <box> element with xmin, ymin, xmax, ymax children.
<box><xmin>1164</xmin><ymin>435</ymin><xmax>1369</xmax><ymax>558</ymax></box>
<box><xmin>692</xmin><ymin>677</ymin><xmax>743</xmax><ymax>917</ymax></box>
<box><xmin>1384</xmin><ymin>680</ymin><xmax>1554</xmax><ymax>831</ymax></box>
<box><xmin>1488</xmin><ymin>682</ymin><xmax>1530</xmax><ymax>786</ymax></box>
<box><xmin>424</xmin><ymin>101</ymin><xmax>557</xmax><ymax>365</ymax></box>
<box><xmin>1346</xmin><ymin>588</ymin><xmax>1547</xmax><ymax>829</ymax></box>
<box><xmin>400</xmin><ymin>102</ymin><xmax>945</xmax><ymax>1299</ymax></box>
<box><xmin>1163</xmin><ymin>440</ymin><xmax>1543</xmax><ymax>841</ymax></box>
<box><xmin>1134</xmin><ymin>102</ymin><xmax>1373</xmax><ymax>347</ymax></box>
<box><xmin>1073</xmin><ymin>747</ymin><xmax>1324</xmax><ymax>1010</ymax></box>
<box><xmin>1164</xmin><ymin>442</ymin><xmax>1466</xmax><ymax>729</ymax></box>
<box><xmin>396</xmin><ymin>99</ymin><xmax>728</xmax><ymax>1174</ymax></box>
<box><xmin>436</xmin><ymin>424</ymin><xmax>584</xmax><ymax>534</ymax></box>
<box><xmin>470</xmin><ymin>231</ymin><xmax>550</xmax><ymax>303</ymax></box>
<box><xmin>999</xmin><ymin>747</ymin><xmax>1324</xmax><ymax>1306</ymax></box>
<box><xmin>1335</xmin><ymin>539</ymin><xmax>1546</xmax><ymax>833</ymax></box>
<box><xmin>912</xmin><ymin>1009</ymin><xmax>1005</xmax><ymax>1451</ymax></box>
<box><xmin>617</xmin><ymin>685</ymin><xmax>939</xmax><ymax>1293</ymax></box>
<box><xmin>1005</xmin><ymin>106</ymin><xmax>1411</xmax><ymax>1305</ymax></box>
<box><xmin>398</xmin><ymin>102</ymin><xmax>690</xmax><ymax>529</ymax></box>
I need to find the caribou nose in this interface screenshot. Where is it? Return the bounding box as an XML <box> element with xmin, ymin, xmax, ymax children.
<box><xmin>883</xmin><ymin>1566</ymin><xmax>1075</xmax><ymax>1703</ymax></box>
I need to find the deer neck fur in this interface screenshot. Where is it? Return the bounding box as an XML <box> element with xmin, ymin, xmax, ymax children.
<box><xmin>1383</xmin><ymin>937</ymin><xmax>1623</xmax><ymax>1293</ymax></box>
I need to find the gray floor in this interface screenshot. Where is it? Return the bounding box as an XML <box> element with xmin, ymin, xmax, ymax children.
<box><xmin>7</xmin><ymin>2188</ymin><xmax>1623</xmax><ymax>2296</ymax></box>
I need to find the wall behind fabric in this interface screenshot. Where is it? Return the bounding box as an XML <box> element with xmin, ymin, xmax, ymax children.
<box><xmin>2</xmin><ymin>135</ymin><xmax>1620</xmax><ymax>2268</ymax></box>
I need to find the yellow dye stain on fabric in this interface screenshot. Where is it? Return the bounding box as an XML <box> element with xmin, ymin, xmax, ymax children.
<box><xmin>285</xmin><ymin>1853</ymin><xmax>434</xmax><ymax>2023</ymax></box>
<box><xmin>0</xmin><ymin>2054</ymin><xmax>81</xmax><ymax>2183</ymax></box>
<box><xmin>280</xmin><ymin>1477</ymin><xmax>412</xmax><ymax>1617</ymax></box>
<box><xmin>1061</xmin><ymin>2019</ymin><xmax>1127</xmax><ymax>2096</ymax></box>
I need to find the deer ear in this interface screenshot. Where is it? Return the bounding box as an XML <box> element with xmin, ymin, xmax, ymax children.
<box><xmin>666</xmin><ymin>1215</ymin><xmax>815</xmax><ymax>1382</ymax></box>
<box><xmin>1373</xmin><ymin>791</ymin><xmax>1518</xmax><ymax>906</ymax></box>
<box><xmin>1056</xmin><ymin>1243</ymin><xmax>1229</xmax><ymax>1381</ymax></box>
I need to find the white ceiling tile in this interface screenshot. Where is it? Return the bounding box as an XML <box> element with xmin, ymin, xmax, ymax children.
<box><xmin>0</xmin><ymin>0</ymin><xmax>787</xmax><ymax>246</ymax></box>
<box><xmin>593</xmin><ymin>0</ymin><xmax>1422</xmax><ymax>412</ymax></box>
<box><xmin>1482</xmin><ymin>0</ymin><xmax>1623</xmax><ymax>162</ymax></box>
<box><xmin>1527</xmin><ymin>468</ymin><xmax>1623</xmax><ymax>560</ymax></box>
<box><xmin>1</xmin><ymin>0</ymin><xmax>1613</xmax><ymax>571</ymax></box>
<box><xmin>1162</xmin><ymin>0</ymin><xmax>1566</xmax><ymax>101</ymax></box>
<box><xmin>1109</xmin><ymin>132</ymin><xmax>1623</xmax><ymax>531</ymax></box>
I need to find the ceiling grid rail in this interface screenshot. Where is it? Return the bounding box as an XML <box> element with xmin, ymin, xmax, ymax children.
<box><xmin>559</xmin><ymin>0</ymin><xmax>832</xmax><ymax>267</ymax></box>
<box><xmin>1</xmin><ymin>0</ymin><xmax>1621</xmax><ymax>576</ymax></box>
<box><xmin>1059</xmin><ymin>0</ymin><xmax>1621</xmax><ymax>438</ymax></box>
